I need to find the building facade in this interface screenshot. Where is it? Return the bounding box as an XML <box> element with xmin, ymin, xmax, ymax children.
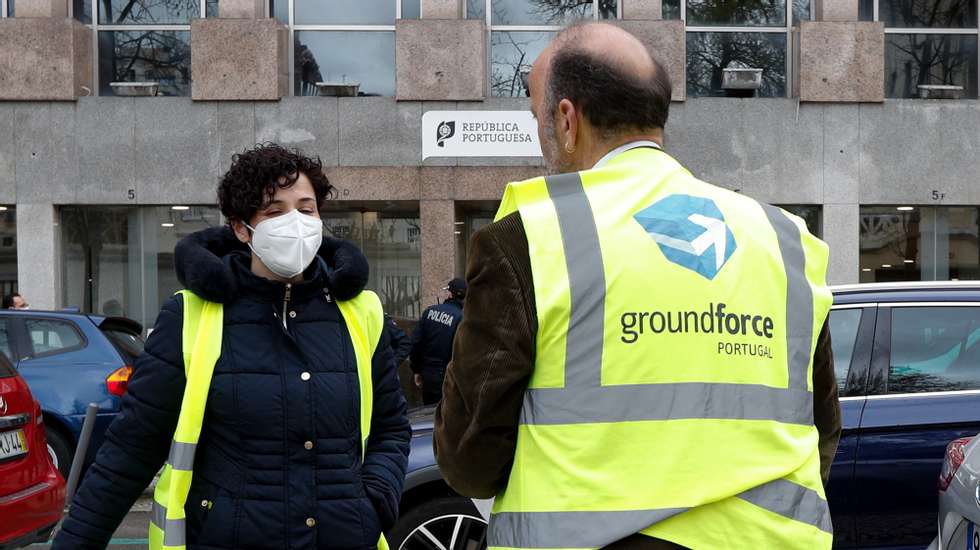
<box><xmin>0</xmin><ymin>0</ymin><xmax>978</xmax><ymax>331</ymax></box>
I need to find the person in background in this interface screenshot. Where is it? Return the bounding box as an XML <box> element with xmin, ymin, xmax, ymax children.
<box><xmin>2</xmin><ymin>293</ymin><xmax>27</xmax><ymax>309</ymax></box>
<box><xmin>410</xmin><ymin>278</ymin><xmax>466</xmax><ymax>405</ymax></box>
<box><xmin>385</xmin><ymin>313</ymin><xmax>412</xmax><ymax>367</ymax></box>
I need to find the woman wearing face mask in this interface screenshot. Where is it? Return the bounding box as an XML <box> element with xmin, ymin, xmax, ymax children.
<box><xmin>53</xmin><ymin>143</ymin><xmax>411</xmax><ymax>550</ymax></box>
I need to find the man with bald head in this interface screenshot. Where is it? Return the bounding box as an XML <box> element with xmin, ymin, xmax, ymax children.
<box><xmin>435</xmin><ymin>22</ymin><xmax>839</xmax><ymax>550</ymax></box>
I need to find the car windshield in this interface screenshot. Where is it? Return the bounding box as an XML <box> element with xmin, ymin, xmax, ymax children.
<box><xmin>102</xmin><ymin>329</ymin><xmax>145</xmax><ymax>364</ymax></box>
<box><xmin>0</xmin><ymin>354</ymin><xmax>15</xmax><ymax>378</ymax></box>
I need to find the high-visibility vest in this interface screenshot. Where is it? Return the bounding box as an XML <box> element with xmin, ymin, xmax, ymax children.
<box><xmin>488</xmin><ymin>147</ymin><xmax>834</xmax><ymax>550</ymax></box>
<box><xmin>149</xmin><ymin>289</ymin><xmax>390</xmax><ymax>550</ymax></box>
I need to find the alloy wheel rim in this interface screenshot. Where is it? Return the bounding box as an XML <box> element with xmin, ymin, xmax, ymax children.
<box><xmin>397</xmin><ymin>513</ymin><xmax>488</xmax><ymax>550</ymax></box>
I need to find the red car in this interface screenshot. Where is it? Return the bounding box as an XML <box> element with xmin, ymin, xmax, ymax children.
<box><xmin>0</xmin><ymin>353</ymin><xmax>65</xmax><ymax>549</ymax></box>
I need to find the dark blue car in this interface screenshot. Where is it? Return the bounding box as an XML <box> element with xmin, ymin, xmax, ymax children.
<box><xmin>0</xmin><ymin>309</ymin><xmax>143</xmax><ymax>479</ymax></box>
<box><xmin>390</xmin><ymin>281</ymin><xmax>980</xmax><ymax>550</ymax></box>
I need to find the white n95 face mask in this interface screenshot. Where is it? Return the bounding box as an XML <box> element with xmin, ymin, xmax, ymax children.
<box><xmin>246</xmin><ymin>209</ymin><xmax>323</xmax><ymax>279</ymax></box>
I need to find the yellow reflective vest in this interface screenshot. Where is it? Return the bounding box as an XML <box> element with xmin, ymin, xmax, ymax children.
<box><xmin>488</xmin><ymin>146</ymin><xmax>834</xmax><ymax>550</ymax></box>
<box><xmin>149</xmin><ymin>289</ymin><xmax>390</xmax><ymax>550</ymax></box>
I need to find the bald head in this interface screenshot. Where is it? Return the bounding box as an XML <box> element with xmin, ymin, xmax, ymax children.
<box><xmin>550</xmin><ymin>22</ymin><xmax>658</xmax><ymax>84</ymax></box>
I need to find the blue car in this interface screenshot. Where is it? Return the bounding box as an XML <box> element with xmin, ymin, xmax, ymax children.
<box><xmin>0</xmin><ymin>309</ymin><xmax>144</xmax><ymax>479</ymax></box>
<box><xmin>390</xmin><ymin>281</ymin><xmax>980</xmax><ymax>550</ymax></box>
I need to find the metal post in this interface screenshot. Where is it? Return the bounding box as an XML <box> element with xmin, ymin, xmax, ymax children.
<box><xmin>65</xmin><ymin>403</ymin><xmax>98</xmax><ymax>501</ymax></box>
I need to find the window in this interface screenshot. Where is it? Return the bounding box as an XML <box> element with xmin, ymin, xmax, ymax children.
<box><xmin>455</xmin><ymin>204</ymin><xmax>498</xmax><ymax>275</ymax></box>
<box><xmin>84</xmin><ymin>0</ymin><xmax>205</xmax><ymax>96</ymax></box>
<box><xmin>889</xmin><ymin>306</ymin><xmax>980</xmax><ymax>393</ymax></box>
<box><xmin>473</xmin><ymin>0</ymin><xmax>620</xmax><ymax>97</ymax></box>
<box><xmin>321</xmin><ymin>204</ymin><xmax>421</xmax><ymax>320</ymax></box>
<box><xmin>61</xmin><ymin>206</ymin><xmax>221</xmax><ymax>331</ymax></box>
<box><xmin>861</xmin><ymin>0</ymin><xmax>979</xmax><ymax>98</ymax></box>
<box><xmin>859</xmin><ymin>206</ymin><xmax>980</xmax><ymax>282</ymax></box>
<box><xmin>779</xmin><ymin>204</ymin><xmax>822</xmax><ymax>238</ymax></box>
<box><xmin>829</xmin><ymin>308</ymin><xmax>863</xmax><ymax>393</ymax></box>
<box><xmin>0</xmin><ymin>320</ymin><xmax>14</xmax><ymax>365</ymax></box>
<box><xmin>668</xmin><ymin>0</ymin><xmax>807</xmax><ymax>97</ymax></box>
<box><xmin>0</xmin><ymin>208</ymin><xmax>17</xmax><ymax>300</ymax></box>
<box><xmin>284</xmin><ymin>0</ymin><xmax>417</xmax><ymax>96</ymax></box>
<box><xmin>25</xmin><ymin>319</ymin><xmax>84</xmax><ymax>357</ymax></box>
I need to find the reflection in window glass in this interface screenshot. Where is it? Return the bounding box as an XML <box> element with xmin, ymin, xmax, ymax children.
<box><xmin>0</xmin><ymin>321</ymin><xmax>12</xmax><ymax>364</ymax></box>
<box><xmin>295</xmin><ymin>32</ymin><xmax>395</xmax><ymax>97</ymax></box>
<box><xmin>889</xmin><ymin>307</ymin><xmax>980</xmax><ymax>393</ymax></box>
<box><xmin>859</xmin><ymin>0</ymin><xmax>873</xmax><ymax>20</ymax></box>
<box><xmin>0</xmin><ymin>209</ymin><xmax>16</xmax><ymax>300</ymax></box>
<box><xmin>686</xmin><ymin>32</ymin><xmax>787</xmax><ymax>97</ymax></box>
<box><xmin>98</xmin><ymin>31</ymin><xmax>191</xmax><ymax>97</ymax></box>
<box><xmin>73</xmin><ymin>0</ymin><xmax>92</xmax><ymax>22</ymax></box>
<box><xmin>295</xmin><ymin>0</ymin><xmax>395</xmax><ymax>24</ymax></box>
<box><xmin>467</xmin><ymin>0</ymin><xmax>486</xmax><ymax>18</ymax></box>
<box><xmin>26</xmin><ymin>320</ymin><xmax>83</xmax><ymax>356</ymax></box>
<box><xmin>663</xmin><ymin>0</ymin><xmax>681</xmax><ymax>19</ymax></box>
<box><xmin>456</xmin><ymin>208</ymin><xmax>498</xmax><ymax>276</ymax></box>
<box><xmin>885</xmin><ymin>34</ymin><xmax>978</xmax><ymax>98</ymax></box>
<box><xmin>98</xmin><ymin>0</ymin><xmax>199</xmax><ymax>24</ymax></box>
<box><xmin>61</xmin><ymin>206</ymin><xmax>220</xmax><ymax>331</ymax></box>
<box><xmin>829</xmin><ymin>309</ymin><xmax>863</xmax><ymax>394</ymax></box>
<box><xmin>272</xmin><ymin>0</ymin><xmax>286</xmax><ymax>22</ymax></box>
<box><xmin>206</xmin><ymin>0</ymin><xmax>217</xmax><ymax>16</ymax></box>
<box><xmin>402</xmin><ymin>0</ymin><xmax>421</xmax><ymax>18</ymax></box>
<box><xmin>792</xmin><ymin>0</ymin><xmax>811</xmax><ymax>23</ymax></box>
<box><xmin>779</xmin><ymin>205</ymin><xmax>822</xmax><ymax>238</ymax></box>
<box><xmin>859</xmin><ymin>206</ymin><xmax>980</xmax><ymax>282</ymax></box>
<box><xmin>880</xmin><ymin>0</ymin><xmax>977</xmax><ymax>28</ymax></box>
<box><xmin>322</xmin><ymin>210</ymin><xmax>421</xmax><ymax>320</ymax></box>
<box><xmin>491</xmin><ymin>31</ymin><xmax>556</xmax><ymax>97</ymax></box>
<box><xmin>491</xmin><ymin>0</ymin><xmax>594</xmax><ymax>25</ymax></box>
<box><xmin>687</xmin><ymin>0</ymin><xmax>785</xmax><ymax>26</ymax></box>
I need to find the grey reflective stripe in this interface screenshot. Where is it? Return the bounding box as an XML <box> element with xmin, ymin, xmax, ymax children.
<box><xmin>737</xmin><ymin>478</ymin><xmax>833</xmax><ymax>534</ymax></box>
<box><xmin>151</xmin><ymin>501</ymin><xmax>187</xmax><ymax>547</ymax></box>
<box><xmin>523</xmin><ymin>382</ymin><xmax>813</xmax><ymax>426</ymax></box>
<box><xmin>167</xmin><ymin>441</ymin><xmax>196</xmax><ymax>471</ymax></box>
<box><xmin>545</xmin><ymin>172</ymin><xmax>606</xmax><ymax>390</ymax></box>
<box><xmin>762</xmin><ymin>204</ymin><xmax>814</xmax><ymax>390</ymax></box>
<box><xmin>489</xmin><ymin>507</ymin><xmax>687</xmax><ymax>549</ymax></box>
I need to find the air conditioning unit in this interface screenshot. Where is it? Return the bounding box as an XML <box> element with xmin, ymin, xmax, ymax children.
<box><xmin>109</xmin><ymin>82</ymin><xmax>159</xmax><ymax>97</ymax></box>
<box><xmin>315</xmin><ymin>82</ymin><xmax>361</xmax><ymax>97</ymax></box>
<box><xmin>722</xmin><ymin>67</ymin><xmax>763</xmax><ymax>98</ymax></box>
<box><xmin>917</xmin><ymin>84</ymin><xmax>964</xmax><ymax>99</ymax></box>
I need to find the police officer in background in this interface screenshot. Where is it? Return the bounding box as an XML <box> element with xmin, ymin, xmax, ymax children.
<box><xmin>385</xmin><ymin>313</ymin><xmax>412</xmax><ymax>366</ymax></box>
<box><xmin>410</xmin><ymin>278</ymin><xmax>466</xmax><ymax>405</ymax></box>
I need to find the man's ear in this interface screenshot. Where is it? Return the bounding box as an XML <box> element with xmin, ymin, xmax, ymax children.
<box><xmin>231</xmin><ymin>220</ymin><xmax>251</xmax><ymax>244</ymax></box>
<box><xmin>558</xmin><ymin>98</ymin><xmax>579</xmax><ymax>152</ymax></box>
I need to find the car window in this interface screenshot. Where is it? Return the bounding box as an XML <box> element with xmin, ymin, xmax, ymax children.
<box><xmin>829</xmin><ymin>308</ymin><xmax>863</xmax><ymax>393</ymax></box>
<box><xmin>25</xmin><ymin>319</ymin><xmax>84</xmax><ymax>357</ymax></box>
<box><xmin>889</xmin><ymin>307</ymin><xmax>980</xmax><ymax>394</ymax></box>
<box><xmin>0</xmin><ymin>319</ymin><xmax>14</xmax><ymax>365</ymax></box>
<box><xmin>102</xmin><ymin>328</ymin><xmax>145</xmax><ymax>363</ymax></box>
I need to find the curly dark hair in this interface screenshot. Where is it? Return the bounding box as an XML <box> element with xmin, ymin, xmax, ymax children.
<box><xmin>217</xmin><ymin>143</ymin><xmax>334</xmax><ymax>224</ymax></box>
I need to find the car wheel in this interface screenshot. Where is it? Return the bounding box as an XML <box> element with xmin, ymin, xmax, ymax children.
<box><xmin>387</xmin><ymin>496</ymin><xmax>488</xmax><ymax>550</ymax></box>
<box><xmin>45</xmin><ymin>428</ymin><xmax>73</xmax><ymax>480</ymax></box>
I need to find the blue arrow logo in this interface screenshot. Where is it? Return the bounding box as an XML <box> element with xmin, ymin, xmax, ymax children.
<box><xmin>634</xmin><ymin>194</ymin><xmax>737</xmax><ymax>280</ymax></box>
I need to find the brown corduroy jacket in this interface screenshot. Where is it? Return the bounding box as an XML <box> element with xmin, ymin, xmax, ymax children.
<box><xmin>433</xmin><ymin>212</ymin><xmax>842</xmax><ymax>550</ymax></box>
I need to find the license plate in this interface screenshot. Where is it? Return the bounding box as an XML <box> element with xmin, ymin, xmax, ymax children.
<box><xmin>0</xmin><ymin>428</ymin><xmax>27</xmax><ymax>460</ymax></box>
<box><xmin>969</xmin><ymin>522</ymin><xmax>979</xmax><ymax>550</ymax></box>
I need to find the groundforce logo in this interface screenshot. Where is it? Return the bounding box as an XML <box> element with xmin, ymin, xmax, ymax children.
<box><xmin>634</xmin><ymin>194</ymin><xmax>737</xmax><ymax>280</ymax></box>
<box><xmin>621</xmin><ymin>302</ymin><xmax>775</xmax><ymax>358</ymax></box>
<box><xmin>436</xmin><ymin>121</ymin><xmax>455</xmax><ymax>147</ymax></box>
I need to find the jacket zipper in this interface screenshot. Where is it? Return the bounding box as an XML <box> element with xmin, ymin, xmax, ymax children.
<box><xmin>282</xmin><ymin>283</ymin><xmax>292</xmax><ymax>331</ymax></box>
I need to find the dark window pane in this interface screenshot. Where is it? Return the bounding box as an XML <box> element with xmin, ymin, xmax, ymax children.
<box><xmin>272</xmin><ymin>0</ymin><xmax>287</xmax><ymax>22</ymax></box>
<box><xmin>663</xmin><ymin>0</ymin><xmax>681</xmax><ymax>19</ymax></box>
<box><xmin>793</xmin><ymin>0</ymin><xmax>811</xmax><ymax>23</ymax></box>
<box><xmin>779</xmin><ymin>204</ymin><xmax>822</xmax><ymax>237</ymax></box>
<box><xmin>859</xmin><ymin>0</ymin><xmax>873</xmax><ymax>20</ymax></box>
<box><xmin>889</xmin><ymin>307</ymin><xmax>980</xmax><ymax>393</ymax></box>
<box><xmin>0</xmin><ymin>210</ymin><xmax>16</xmax><ymax>302</ymax></box>
<box><xmin>829</xmin><ymin>309</ymin><xmax>863</xmax><ymax>394</ymax></box>
<box><xmin>153</xmin><ymin>206</ymin><xmax>220</xmax><ymax>321</ymax></box>
<box><xmin>491</xmin><ymin>31</ymin><xmax>555</xmax><ymax>97</ymax></box>
<box><xmin>885</xmin><ymin>34</ymin><xmax>978</xmax><ymax>98</ymax></box>
<box><xmin>687</xmin><ymin>0</ymin><xmax>786</xmax><ymax>26</ymax></box>
<box><xmin>5</xmin><ymin>0</ymin><xmax>10</xmax><ymax>16</ymax></box>
<box><xmin>686</xmin><ymin>32</ymin><xmax>787</xmax><ymax>97</ymax></box>
<box><xmin>0</xmin><ymin>321</ymin><xmax>14</xmax><ymax>367</ymax></box>
<box><xmin>467</xmin><ymin>0</ymin><xmax>486</xmax><ymax>19</ymax></box>
<box><xmin>598</xmin><ymin>0</ymin><xmax>617</xmax><ymax>19</ymax></box>
<box><xmin>206</xmin><ymin>0</ymin><xmax>216</xmax><ymax>16</ymax></box>
<box><xmin>492</xmin><ymin>0</ymin><xmax>592</xmax><ymax>25</ymax></box>
<box><xmin>295</xmin><ymin>32</ymin><xmax>395</xmax><ymax>97</ymax></box>
<box><xmin>73</xmin><ymin>0</ymin><xmax>92</xmax><ymax>22</ymax></box>
<box><xmin>98</xmin><ymin>31</ymin><xmax>191</xmax><ymax>97</ymax></box>
<box><xmin>98</xmin><ymin>0</ymin><xmax>199</xmax><ymax>24</ymax></box>
<box><xmin>402</xmin><ymin>0</ymin><xmax>421</xmax><ymax>18</ymax></box>
<box><xmin>880</xmin><ymin>0</ymin><xmax>977</xmax><ymax>28</ymax></box>
<box><xmin>61</xmin><ymin>207</ymin><xmax>137</xmax><ymax>321</ymax></box>
<box><xmin>295</xmin><ymin>0</ymin><xmax>395</xmax><ymax>24</ymax></box>
<box><xmin>859</xmin><ymin>206</ymin><xmax>980</xmax><ymax>282</ymax></box>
